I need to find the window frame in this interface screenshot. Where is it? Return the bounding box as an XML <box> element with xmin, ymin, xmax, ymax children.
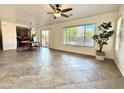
<box><xmin>62</xmin><ymin>23</ymin><xmax>96</xmax><ymax>48</ymax></box>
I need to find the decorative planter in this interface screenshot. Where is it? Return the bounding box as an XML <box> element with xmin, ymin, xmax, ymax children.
<box><xmin>96</xmin><ymin>51</ymin><xmax>105</xmax><ymax>61</ymax></box>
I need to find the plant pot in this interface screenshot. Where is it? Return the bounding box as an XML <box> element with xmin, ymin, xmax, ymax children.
<box><xmin>96</xmin><ymin>51</ymin><xmax>105</xmax><ymax>61</ymax></box>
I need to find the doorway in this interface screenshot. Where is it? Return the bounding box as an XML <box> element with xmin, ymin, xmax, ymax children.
<box><xmin>40</xmin><ymin>30</ymin><xmax>49</xmax><ymax>47</ymax></box>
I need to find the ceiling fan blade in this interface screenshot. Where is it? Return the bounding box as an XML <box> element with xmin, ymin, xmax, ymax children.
<box><xmin>61</xmin><ymin>14</ymin><xmax>69</xmax><ymax>18</ymax></box>
<box><xmin>47</xmin><ymin>12</ymin><xmax>54</xmax><ymax>14</ymax></box>
<box><xmin>49</xmin><ymin>4</ymin><xmax>55</xmax><ymax>12</ymax></box>
<box><xmin>61</xmin><ymin>8</ymin><xmax>72</xmax><ymax>12</ymax></box>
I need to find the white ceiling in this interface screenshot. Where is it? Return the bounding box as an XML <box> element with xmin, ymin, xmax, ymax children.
<box><xmin>0</xmin><ymin>4</ymin><xmax>121</xmax><ymax>27</ymax></box>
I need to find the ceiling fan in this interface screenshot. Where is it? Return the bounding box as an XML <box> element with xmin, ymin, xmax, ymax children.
<box><xmin>47</xmin><ymin>4</ymin><xmax>72</xmax><ymax>19</ymax></box>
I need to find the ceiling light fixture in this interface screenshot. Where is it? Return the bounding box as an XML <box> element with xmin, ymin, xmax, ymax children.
<box><xmin>54</xmin><ymin>9</ymin><xmax>61</xmax><ymax>17</ymax></box>
<box><xmin>54</xmin><ymin>12</ymin><xmax>61</xmax><ymax>17</ymax></box>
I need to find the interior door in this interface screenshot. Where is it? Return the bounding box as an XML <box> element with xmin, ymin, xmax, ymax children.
<box><xmin>41</xmin><ymin>30</ymin><xmax>49</xmax><ymax>47</ymax></box>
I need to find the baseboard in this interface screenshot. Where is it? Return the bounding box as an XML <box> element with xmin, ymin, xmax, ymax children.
<box><xmin>2</xmin><ymin>49</ymin><xmax>17</xmax><ymax>52</ymax></box>
<box><xmin>49</xmin><ymin>48</ymin><xmax>95</xmax><ymax>58</ymax></box>
<box><xmin>49</xmin><ymin>48</ymin><xmax>116</xmax><ymax>60</ymax></box>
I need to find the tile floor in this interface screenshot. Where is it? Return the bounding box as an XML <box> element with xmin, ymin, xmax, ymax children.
<box><xmin>0</xmin><ymin>47</ymin><xmax>124</xmax><ymax>89</ymax></box>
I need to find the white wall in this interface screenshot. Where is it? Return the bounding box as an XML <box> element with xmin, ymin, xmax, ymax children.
<box><xmin>1</xmin><ymin>21</ymin><xmax>17</xmax><ymax>50</ymax></box>
<box><xmin>41</xmin><ymin>12</ymin><xmax>118</xmax><ymax>58</ymax></box>
<box><xmin>114</xmin><ymin>5</ymin><xmax>124</xmax><ymax>76</ymax></box>
<box><xmin>1</xmin><ymin>21</ymin><xmax>37</xmax><ymax>50</ymax></box>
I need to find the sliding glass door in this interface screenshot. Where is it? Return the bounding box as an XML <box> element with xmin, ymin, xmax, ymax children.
<box><xmin>41</xmin><ymin>30</ymin><xmax>49</xmax><ymax>47</ymax></box>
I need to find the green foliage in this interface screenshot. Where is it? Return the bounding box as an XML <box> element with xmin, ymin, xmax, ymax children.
<box><xmin>86</xmin><ymin>31</ymin><xmax>93</xmax><ymax>37</ymax></box>
<box><xmin>32</xmin><ymin>33</ymin><xmax>36</xmax><ymax>38</ymax></box>
<box><xmin>69</xmin><ymin>27</ymin><xmax>77</xmax><ymax>40</ymax></box>
<box><xmin>29</xmin><ymin>33</ymin><xmax>36</xmax><ymax>41</ymax></box>
<box><xmin>92</xmin><ymin>22</ymin><xmax>114</xmax><ymax>52</ymax></box>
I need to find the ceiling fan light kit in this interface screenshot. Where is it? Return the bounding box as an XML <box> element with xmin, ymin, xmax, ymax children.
<box><xmin>54</xmin><ymin>12</ymin><xmax>61</xmax><ymax>17</ymax></box>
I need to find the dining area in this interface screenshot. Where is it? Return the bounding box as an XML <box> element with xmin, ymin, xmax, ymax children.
<box><xmin>16</xmin><ymin>26</ymin><xmax>39</xmax><ymax>51</ymax></box>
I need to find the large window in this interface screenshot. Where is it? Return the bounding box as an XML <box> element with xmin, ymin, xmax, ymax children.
<box><xmin>115</xmin><ymin>17</ymin><xmax>122</xmax><ymax>52</ymax></box>
<box><xmin>63</xmin><ymin>24</ymin><xmax>95</xmax><ymax>47</ymax></box>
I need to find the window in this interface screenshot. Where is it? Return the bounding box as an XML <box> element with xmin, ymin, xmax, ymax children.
<box><xmin>63</xmin><ymin>24</ymin><xmax>95</xmax><ymax>47</ymax></box>
<box><xmin>115</xmin><ymin>17</ymin><xmax>122</xmax><ymax>52</ymax></box>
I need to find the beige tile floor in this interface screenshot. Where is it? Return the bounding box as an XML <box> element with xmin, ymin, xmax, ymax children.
<box><xmin>0</xmin><ymin>47</ymin><xmax>124</xmax><ymax>89</ymax></box>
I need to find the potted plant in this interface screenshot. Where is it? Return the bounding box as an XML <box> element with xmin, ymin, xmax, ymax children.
<box><xmin>92</xmin><ymin>22</ymin><xmax>114</xmax><ymax>61</ymax></box>
<box><xmin>29</xmin><ymin>33</ymin><xmax>36</xmax><ymax>41</ymax></box>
